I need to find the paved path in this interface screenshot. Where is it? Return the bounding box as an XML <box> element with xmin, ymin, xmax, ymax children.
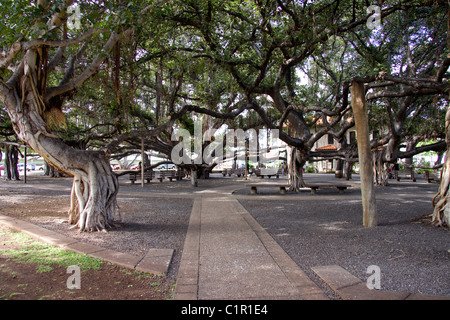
<box><xmin>173</xmin><ymin>182</ymin><xmax>449</xmax><ymax>300</ymax></box>
<box><xmin>173</xmin><ymin>185</ymin><xmax>327</xmax><ymax>300</ymax></box>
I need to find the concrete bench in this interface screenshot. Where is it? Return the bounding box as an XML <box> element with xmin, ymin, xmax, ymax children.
<box><xmin>129</xmin><ymin>170</ymin><xmax>153</xmax><ymax>184</ymax></box>
<box><xmin>304</xmin><ymin>184</ymin><xmax>348</xmax><ymax>194</ymax></box>
<box><xmin>247</xmin><ymin>183</ymin><xmax>289</xmax><ymax>195</ymax></box>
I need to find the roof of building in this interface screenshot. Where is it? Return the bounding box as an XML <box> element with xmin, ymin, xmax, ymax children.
<box><xmin>315</xmin><ymin>144</ymin><xmax>338</xmax><ymax>151</ymax></box>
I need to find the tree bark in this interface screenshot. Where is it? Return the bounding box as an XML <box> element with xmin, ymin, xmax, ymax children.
<box><xmin>44</xmin><ymin>162</ymin><xmax>63</xmax><ymax>177</ymax></box>
<box><xmin>351</xmin><ymin>81</ymin><xmax>378</xmax><ymax>227</ymax></box>
<box><xmin>190</xmin><ymin>167</ymin><xmax>198</xmax><ymax>187</ymax></box>
<box><xmin>4</xmin><ymin>145</ymin><xmax>13</xmax><ymax>180</ymax></box>
<box><xmin>431</xmin><ymin>0</ymin><xmax>450</xmax><ymax>227</ymax></box>
<box><xmin>373</xmin><ymin>148</ymin><xmax>389</xmax><ymax>186</ymax></box>
<box><xmin>4</xmin><ymin>145</ymin><xmax>20</xmax><ymax>180</ymax></box>
<box><xmin>431</xmin><ymin>106</ymin><xmax>450</xmax><ymax>227</ymax></box>
<box><xmin>335</xmin><ymin>159</ymin><xmax>344</xmax><ymax>178</ymax></box>
<box><xmin>343</xmin><ymin>160</ymin><xmax>354</xmax><ymax>180</ymax></box>
<box><xmin>287</xmin><ymin>146</ymin><xmax>307</xmax><ymax>191</ymax></box>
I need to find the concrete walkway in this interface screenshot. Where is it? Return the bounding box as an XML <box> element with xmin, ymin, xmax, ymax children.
<box><xmin>173</xmin><ymin>183</ymin><xmax>450</xmax><ymax>300</ymax></box>
<box><xmin>173</xmin><ymin>186</ymin><xmax>327</xmax><ymax>300</ymax></box>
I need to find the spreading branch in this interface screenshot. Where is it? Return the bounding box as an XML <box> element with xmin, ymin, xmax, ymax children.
<box><xmin>45</xmin><ymin>28</ymin><xmax>134</xmax><ymax>103</ymax></box>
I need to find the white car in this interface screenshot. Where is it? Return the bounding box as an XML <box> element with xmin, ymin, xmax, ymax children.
<box><xmin>18</xmin><ymin>164</ymin><xmax>36</xmax><ymax>171</ymax></box>
<box><xmin>157</xmin><ymin>164</ymin><xmax>176</xmax><ymax>169</ymax></box>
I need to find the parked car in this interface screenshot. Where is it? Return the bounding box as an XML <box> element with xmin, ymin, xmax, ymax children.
<box><xmin>157</xmin><ymin>163</ymin><xmax>176</xmax><ymax>170</ymax></box>
<box><xmin>130</xmin><ymin>164</ymin><xmax>140</xmax><ymax>170</ymax></box>
<box><xmin>18</xmin><ymin>164</ymin><xmax>36</xmax><ymax>171</ymax></box>
<box><xmin>0</xmin><ymin>164</ymin><xmax>5</xmax><ymax>170</ymax></box>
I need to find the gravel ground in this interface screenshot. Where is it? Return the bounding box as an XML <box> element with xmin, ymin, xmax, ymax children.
<box><xmin>235</xmin><ymin>176</ymin><xmax>450</xmax><ymax>297</ymax></box>
<box><xmin>1</xmin><ymin>172</ymin><xmax>448</xmax><ymax>297</ymax></box>
<box><xmin>34</xmin><ymin>196</ymin><xmax>193</xmax><ymax>279</ymax></box>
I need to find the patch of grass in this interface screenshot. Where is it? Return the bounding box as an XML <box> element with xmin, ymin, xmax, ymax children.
<box><xmin>0</xmin><ymin>226</ymin><xmax>103</xmax><ymax>272</ymax></box>
<box><xmin>166</xmin><ymin>281</ymin><xmax>177</xmax><ymax>300</ymax></box>
<box><xmin>37</xmin><ymin>265</ymin><xmax>54</xmax><ymax>273</ymax></box>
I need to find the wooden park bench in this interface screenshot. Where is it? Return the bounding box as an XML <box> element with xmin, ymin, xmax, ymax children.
<box><xmin>157</xmin><ymin>170</ymin><xmax>184</xmax><ymax>182</ymax></box>
<box><xmin>247</xmin><ymin>183</ymin><xmax>289</xmax><ymax>195</ymax></box>
<box><xmin>177</xmin><ymin>169</ymin><xmax>185</xmax><ymax>180</ymax></box>
<box><xmin>222</xmin><ymin>168</ymin><xmax>245</xmax><ymax>177</ymax></box>
<box><xmin>303</xmin><ymin>183</ymin><xmax>348</xmax><ymax>194</ymax></box>
<box><xmin>234</xmin><ymin>168</ymin><xmax>244</xmax><ymax>177</ymax></box>
<box><xmin>129</xmin><ymin>170</ymin><xmax>153</xmax><ymax>184</ymax></box>
<box><xmin>158</xmin><ymin>170</ymin><xmax>176</xmax><ymax>182</ymax></box>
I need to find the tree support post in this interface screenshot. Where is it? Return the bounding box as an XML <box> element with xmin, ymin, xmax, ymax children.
<box><xmin>351</xmin><ymin>81</ymin><xmax>378</xmax><ymax>227</ymax></box>
<box><xmin>24</xmin><ymin>146</ymin><xmax>27</xmax><ymax>184</ymax></box>
<box><xmin>141</xmin><ymin>137</ymin><xmax>145</xmax><ymax>188</ymax></box>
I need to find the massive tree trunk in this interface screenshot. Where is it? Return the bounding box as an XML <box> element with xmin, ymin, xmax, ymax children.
<box><xmin>66</xmin><ymin>149</ymin><xmax>119</xmax><ymax>231</ymax></box>
<box><xmin>270</xmin><ymin>91</ymin><xmax>311</xmax><ymax>191</ymax></box>
<box><xmin>343</xmin><ymin>160</ymin><xmax>354</xmax><ymax>180</ymax></box>
<box><xmin>431</xmin><ymin>0</ymin><xmax>450</xmax><ymax>227</ymax></box>
<box><xmin>288</xmin><ymin>146</ymin><xmax>307</xmax><ymax>191</ymax></box>
<box><xmin>44</xmin><ymin>162</ymin><xmax>64</xmax><ymax>177</ymax></box>
<box><xmin>373</xmin><ymin>148</ymin><xmax>389</xmax><ymax>186</ymax></box>
<box><xmin>431</xmin><ymin>106</ymin><xmax>450</xmax><ymax>227</ymax></box>
<box><xmin>4</xmin><ymin>144</ymin><xmax>20</xmax><ymax>181</ymax></box>
<box><xmin>1</xmin><ymin>51</ymin><xmax>118</xmax><ymax>232</ymax></box>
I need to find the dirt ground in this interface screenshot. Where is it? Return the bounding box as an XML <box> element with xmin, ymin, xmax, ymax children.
<box><xmin>0</xmin><ymin>224</ymin><xmax>174</xmax><ymax>300</ymax></box>
<box><xmin>0</xmin><ymin>255</ymin><xmax>173</xmax><ymax>300</ymax></box>
<box><xmin>0</xmin><ymin>175</ymin><xmax>177</xmax><ymax>300</ymax></box>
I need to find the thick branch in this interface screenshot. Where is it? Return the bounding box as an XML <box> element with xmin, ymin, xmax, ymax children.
<box><xmin>398</xmin><ymin>140</ymin><xmax>446</xmax><ymax>159</ymax></box>
<box><xmin>249</xmin><ymin>100</ymin><xmax>305</xmax><ymax>149</ymax></box>
<box><xmin>104</xmin><ymin>103</ymin><xmax>253</xmax><ymax>153</ymax></box>
<box><xmin>366</xmin><ymin>86</ymin><xmax>446</xmax><ymax>100</ymax></box>
<box><xmin>23</xmin><ymin>29</ymin><xmax>99</xmax><ymax>50</ymax></box>
<box><xmin>45</xmin><ymin>29</ymin><xmax>133</xmax><ymax>103</ymax></box>
<box><xmin>0</xmin><ymin>43</ymin><xmax>22</xmax><ymax>71</ymax></box>
<box><xmin>436</xmin><ymin>57</ymin><xmax>450</xmax><ymax>82</ymax></box>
